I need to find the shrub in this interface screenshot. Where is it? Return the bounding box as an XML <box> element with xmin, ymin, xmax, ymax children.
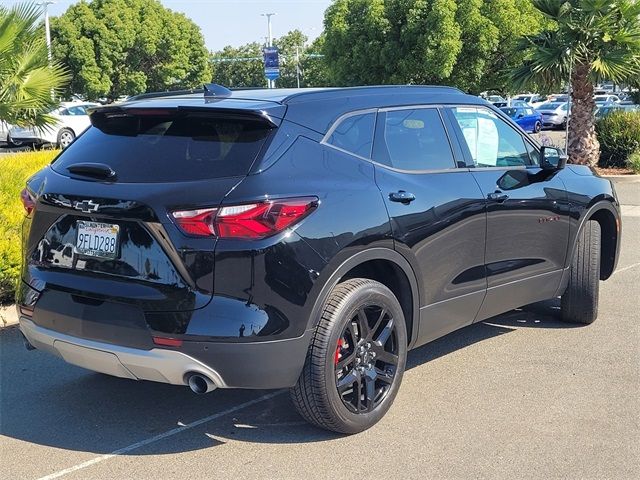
<box><xmin>628</xmin><ymin>151</ymin><xmax>640</xmax><ymax>174</ymax></box>
<box><xmin>596</xmin><ymin>111</ymin><xmax>640</xmax><ymax>168</ymax></box>
<box><xmin>0</xmin><ymin>150</ymin><xmax>58</xmax><ymax>304</ymax></box>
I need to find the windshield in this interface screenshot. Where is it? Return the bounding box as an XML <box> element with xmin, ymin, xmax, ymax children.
<box><xmin>500</xmin><ymin>108</ymin><xmax>517</xmax><ymax>118</ymax></box>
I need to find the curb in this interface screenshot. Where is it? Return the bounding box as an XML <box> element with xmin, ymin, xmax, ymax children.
<box><xmin>0</xmin><ymin>305</ymin><xmax>19</xmax><ymax>329</ymax></box>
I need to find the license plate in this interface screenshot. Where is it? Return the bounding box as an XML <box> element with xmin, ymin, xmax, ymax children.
<box><xmin>75</xmin><ymin>221</ymin><xmax>119</xmax><ymax>259</ymax></box>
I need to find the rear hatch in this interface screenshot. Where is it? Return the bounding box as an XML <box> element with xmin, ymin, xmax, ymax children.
<box><xmin>22</xmin><ymin>101</ymin><xmax>281</xmax><ymax>338</ymax></box>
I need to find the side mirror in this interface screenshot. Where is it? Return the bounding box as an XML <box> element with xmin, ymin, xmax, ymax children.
<box><xmin>517</xmin><ymin>113</ymin><xmax>524</xmax><ymax>119</ymax></box>
<box><xmin>540</xmin><ymin>146</ymin><xmax>568</xmax><ymax>170</ymax></box>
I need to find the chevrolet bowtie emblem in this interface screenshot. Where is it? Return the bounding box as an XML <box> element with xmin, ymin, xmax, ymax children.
<box><xmin>73</xmin><ymin>200</ymin><xmax>99</xmax><ymax>213</ymax></box>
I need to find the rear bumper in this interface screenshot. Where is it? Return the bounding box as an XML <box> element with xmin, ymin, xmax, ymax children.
<box><xmin>19</xmin><ymin>317</ymin><xmax>312</xmax><ymax>389</ymax></box>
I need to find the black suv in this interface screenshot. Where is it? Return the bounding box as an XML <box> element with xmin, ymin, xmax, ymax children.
<box><xmin>18</xmin><ymin>85</ymin><xmax>621</xmax><ymax>433</ymax></box>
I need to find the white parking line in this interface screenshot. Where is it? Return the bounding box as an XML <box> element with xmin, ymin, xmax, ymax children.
<box><xmin>37</xmin><ymin>390</ymin><xmax>284</xmax><ymax>480</ymax></box>
<box><xmin>614</xmin><ymin>262</ymin><xmax>640</xmax><ymax>275</ymax></box>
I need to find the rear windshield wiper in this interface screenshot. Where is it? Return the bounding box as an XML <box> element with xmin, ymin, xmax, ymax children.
<box><xmin>66</xmin><ymin>163</ymin><xmax>117</xmax><ymax>180</ymax></box>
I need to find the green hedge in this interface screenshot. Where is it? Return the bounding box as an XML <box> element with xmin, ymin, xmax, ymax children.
<box><xmin>596</xmin><ymin>111</ymin><xmax>640</xmax><ymax>168</ymax></box>
<box><xmin>0</xmin><ymin>150</ymin><xmax>57</xmax><ymax>304</ymax></box>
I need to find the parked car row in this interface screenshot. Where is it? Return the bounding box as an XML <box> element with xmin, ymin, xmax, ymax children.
<box><xmin>481</xmin><ymin>91</ymin><xmax>639</xmax><ymax>132</ymax></box>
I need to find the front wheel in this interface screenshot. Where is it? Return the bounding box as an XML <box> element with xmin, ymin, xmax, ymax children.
<box><xmin>291</xmin><ymin>278</ymin><xmax>407</xmax><ymax>434</ymax></box>
<box><xmin>561</xmin><ymin>220</ymin><xmax>601</xmax><ymax>324</ymax></box>
<box><xmin>6</xmin><ymin>133</ymin><xmax>23</xmax><ymax>147</ymax></box>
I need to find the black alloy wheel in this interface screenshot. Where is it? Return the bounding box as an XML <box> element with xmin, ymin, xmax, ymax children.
<box><xmin>334</xmin><ymin>304</ymin><xmax>400</xmax><ymax>413</ymax></box>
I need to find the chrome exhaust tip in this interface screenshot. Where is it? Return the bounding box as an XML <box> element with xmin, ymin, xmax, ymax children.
<box><xmin>186</xmin><ymin>373</ymin><xmax>216</xmax><ymax>394</ymax></box>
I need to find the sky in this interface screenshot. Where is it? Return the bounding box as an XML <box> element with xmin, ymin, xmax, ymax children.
<box><xmin>4</xmin><ymin>0</ymin><xmax>331</xmax><ymax>51</ymax></box>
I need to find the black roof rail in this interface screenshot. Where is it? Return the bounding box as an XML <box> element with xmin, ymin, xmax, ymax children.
<box><xmin>126</xmin><ymin>84</ymin><xmax>232</xmax><ymax>102</ymax></box>
<box><xmin>127</xmin><ymin>88</ymin><xmax>204</xmax><ymax>101</ymax></box>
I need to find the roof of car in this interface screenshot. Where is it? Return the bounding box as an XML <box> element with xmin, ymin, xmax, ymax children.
<box><xmin>106</xmin><ymin>85</ymin><xmax>487</xmax><ymax>134</ymax></box>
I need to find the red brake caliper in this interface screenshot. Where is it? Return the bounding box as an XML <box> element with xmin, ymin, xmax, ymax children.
<box><xmin>334</xmin><ymin>339</ymin><xmax>344</xmax><ymax>366</ymax></box>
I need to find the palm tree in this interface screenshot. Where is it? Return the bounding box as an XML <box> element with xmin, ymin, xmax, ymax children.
<box><xmin>0</xmin><ymin>2</ymin><xmax>70</xmax><ymax>129</ymax></box>
<box><xmin>512</xmin><ymin>0</ymin><xmax>640</xmax><ymax>166</ymax></box>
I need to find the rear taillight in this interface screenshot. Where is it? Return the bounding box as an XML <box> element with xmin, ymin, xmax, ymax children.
<box><xmin>171</xmin><ymin>197</ymin><xmax>318</xmax><ymax>239</ymax></box>
<box><xmin>20</xmin><ymin>188</ymin><xmax>35</xmax><ymax>216</ymax></box>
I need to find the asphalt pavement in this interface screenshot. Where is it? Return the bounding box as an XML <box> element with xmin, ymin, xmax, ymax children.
<box><xmin>1</xmin><ymin>180</ymin><xmax>638</xmax><ymax>480</ymax></box>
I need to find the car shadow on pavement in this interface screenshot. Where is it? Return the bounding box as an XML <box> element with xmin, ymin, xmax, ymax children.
<box><xmin>0</xmin><ymin>298</ymin><xmax>581</xmax><ymax>456</ymax></box>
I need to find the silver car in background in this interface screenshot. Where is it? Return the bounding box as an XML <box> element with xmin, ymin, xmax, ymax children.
<box><xmin>536</xmin><ymin>101</ymin><xmax>570</xmax><ymax>129</ymax></box>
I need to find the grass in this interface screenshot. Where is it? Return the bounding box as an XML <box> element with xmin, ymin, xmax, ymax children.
<box><xmin>0</xmin><ymin>150</ymin><xmax>58</xmax><ymax>303</ymax></box>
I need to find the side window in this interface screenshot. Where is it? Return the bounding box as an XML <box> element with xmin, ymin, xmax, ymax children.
<box><xmin>374</xmin><ymin>108</ymin><xmax>455</xmax><ymax>171</ymax></box>
<box><xmin>326</xmin><ymin>112</ymin><xmax>375</xmax><ymax>158</ymax></box>
<box><xmin>67</xmin><ymin>106</ymin><xmax>87</xmax><ymax>116</ymax></box>
<box><xmin>451</xmin><ymin>107</ymin><xmax>532</xmax><ymax>167</ymax></box>
<box><xmin>525</xmin><ymin>108</ymin><xmax>534</xmax><ymax>116</ymax></box>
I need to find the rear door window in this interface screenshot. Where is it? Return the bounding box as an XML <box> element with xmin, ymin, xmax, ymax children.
<box><xmin>52</xmin><ymin>112</ymin><xmax>274</xmax><ymax>183</ymax></box>
<box><xmin>373</xmin><ymin>108</ymin><xmax>455</xmax><ymax>171</ymax></box>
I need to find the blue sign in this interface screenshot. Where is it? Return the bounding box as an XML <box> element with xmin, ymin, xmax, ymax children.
<box><xmin>263</xmin><ymin>46</ymin><xmax>280</xmax><ymax>81</ymax></box>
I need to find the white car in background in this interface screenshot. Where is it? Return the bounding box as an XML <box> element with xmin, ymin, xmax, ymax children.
<box><xmin>594</xmin><ymin>94</ymin><xmax>621</xmax><ymax>107</ymax></box>
<box><xmin>9</xmin><ymin>102</ymin><xmax>99</xmax><ymax>148</ymax></box>
<box><xmin>514</xmin><ymin>93</ymin><xmax>543</xmax><ymax>107</ymax></box>
<box><xmin>0</xmin><ymin>120</ymin><xmax>23</xmax><ymax>146</ymax></box>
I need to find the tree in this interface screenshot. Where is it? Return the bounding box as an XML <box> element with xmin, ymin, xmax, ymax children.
<box><xmin>512</xmin><ymin>0</ymin><xmax>640</xmax><ymax>166</ymax></box>
<box><xmin>211</xmin><ymin>42</ymin><xmax>265</xmax><ymax>88</ymax></box>
<box><xmin>0</xmin><ymin>2</ymin><xmax>70</xmax><ymax>128</ymax></box>
<box><xmin>322</xmin><ymin>0</ymin><xmax>544</xmax><ymax>92</ymax></box>
<box><xmin>51</xmin><ymin>0</ymin><xmax>210</xmax><ymax>100</ymax></box>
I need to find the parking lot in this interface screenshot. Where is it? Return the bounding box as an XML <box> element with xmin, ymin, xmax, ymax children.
<box><xmin>1</xmin><ymin>180</ymin><xmax>638</xmax><ymax>480</ymax></box>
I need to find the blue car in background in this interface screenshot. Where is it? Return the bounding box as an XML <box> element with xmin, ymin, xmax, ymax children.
<box><xmin>500</xmin><ymin>106</ymin><xmax>543</xmax><ymax>133</ymax></box>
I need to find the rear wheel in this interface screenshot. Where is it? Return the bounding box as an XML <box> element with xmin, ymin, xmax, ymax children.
<box><xmin>533</xmin><ymin>121</ymin><xmax>542</xmax><ymax>133</ymax></box>
<box><xmin>57</xmin><ymin>128</ymin><xmax>75</xmax><ymax>149</ymax></box>
<box><xmin>561</xmin><ymin>220</ymin><xmax>601</xmax><ymax>324</ymax></box>
<box><xmin>291</xmin><ymin>278</ymin><xmax>407</xmax><ymax>434</ymax></box>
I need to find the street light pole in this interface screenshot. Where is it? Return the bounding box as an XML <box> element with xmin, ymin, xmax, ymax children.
<box><xmin>261</xmin><ymin>13</ymin><xmax>276</xmax><ymax>88</ymax></box>
<box><xmin>295</xmin><ymin>45</ymin><xmax>300</xmax><ymax>88</ymax></box>
<box><xmin>38</xmin><ymin>1</ymin><xmax>54</xmax><ymax>63</ymax></box>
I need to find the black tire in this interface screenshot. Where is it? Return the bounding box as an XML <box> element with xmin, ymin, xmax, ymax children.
<box><xmin>6</xmin><ymin>133</ymin><xmax>23</xmax><ymax>147</ymax></box>
<box><xmin>533</xmin><ymin>121</ymin><xmax>542</xmax><ymax>133</ymax></box>
<box><xmin>291</xmin><ymin>278</ymin><xmax>407</xmax><ymax>434</ymax></box>
<box><xmin>57</xmin><ymin>128</ymin><xmax>75</xmax><ymax>149</ymax></box>
<box><xmin>561</xmin><ymin>220</ymin><xmax>601</xmax><ymax>324</ymax></box>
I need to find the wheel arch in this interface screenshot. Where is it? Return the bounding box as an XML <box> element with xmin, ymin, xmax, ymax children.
<box><xmin>307</xmin><ymin>248</ymin><xmax>420</xmax><ymax>348</ymax></box>
<box><xmin>568</xmin><ymin>200</ymin><xmax>620</xmax><ymax>280</ymax></box>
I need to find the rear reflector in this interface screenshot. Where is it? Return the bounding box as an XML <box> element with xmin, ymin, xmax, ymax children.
<box><xmin>152</xmin><ymin>336</ymin><xmax>183</xmax><ymax>347</ymax></box>
<box><xmin>19</xmin><ymin>305</ymin><xmax>34</xmax><ymax>317</ymax></box>
<box><xmin>20</xmin><ymin>187</ymin><xmax>35</xmax><ymax>216</ymax></box>
<box><xmin>171</xmin><ymin>197</ymin><xmax>318</xmax><ymax>239</ymax></box>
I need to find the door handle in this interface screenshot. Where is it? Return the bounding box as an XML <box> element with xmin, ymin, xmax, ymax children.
<box><xmin>389</xmin><ymin>190</ymin><xmax>416</xmax><ymax>204</ymax></box>
<box><xmin>487</xmin><ymin>191</ymin><xmax>509</xmax><ymax>202</ymax></box>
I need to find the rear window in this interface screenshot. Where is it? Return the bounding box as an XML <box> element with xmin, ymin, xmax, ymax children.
<box><xmin>52</xmin><ymin>112</ymin><xmax>273</xmax><ymax>182</ymax></box>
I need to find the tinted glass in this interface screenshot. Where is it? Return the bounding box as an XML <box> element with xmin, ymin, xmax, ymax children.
<box><xmin>327</xmin><ymin>112</ymin><xmax>375</xmax><ymax>158</ymax></box>
<box><xmin>375</xmin><ymin>108</ymin><xmax>455</xmax><ymax>171</ymax></box>
<box><xmin>52</xmin><ymin>113</ymin><xmax>273</xmax><ymax>183</ymax></box>
<box><xmin>452</xmin><ymin>107</ymin><xmax>532</xmax><ymax>167</ymax></box>
<box><xmin>501</xmin><ymin>108</ymin><xmax>517</xmax><ymax>118</ymax></box>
